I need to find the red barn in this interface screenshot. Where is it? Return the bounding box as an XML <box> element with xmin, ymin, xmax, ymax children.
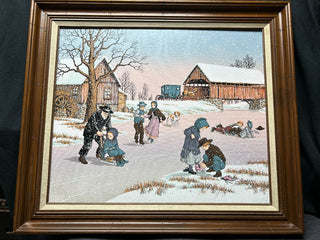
<box><xmin>183</xmin><ymin>63</ymin><xmax>265</xmax><ymax>101</ymax></box>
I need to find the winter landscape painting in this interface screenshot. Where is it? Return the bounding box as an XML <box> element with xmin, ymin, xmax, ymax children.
<box><xmin>44</xmin><ymin>27</ymin><xmax>276</xmax><ymax>206</ymax></box>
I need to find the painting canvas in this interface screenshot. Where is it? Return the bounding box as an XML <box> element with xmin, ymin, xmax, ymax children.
<box><xmin>45</xmin><ymin>26</ymin><xmax>275</xmax><ymax>206</ymax></box>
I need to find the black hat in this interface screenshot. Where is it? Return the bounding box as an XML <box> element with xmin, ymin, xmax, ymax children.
<box><xmin>256</xmin><ymin>126</ymin><xmax>265</xmax><ymax>131</ymax></box>
<box><xmin>198</xmin><ymin>138</ymin><xmax>213</xmax><ymax>148</ymax></box>
<box><xmin>99</xmin><ymin>105</ymin><xmax>114</xmax><ymax>114</ymax></box>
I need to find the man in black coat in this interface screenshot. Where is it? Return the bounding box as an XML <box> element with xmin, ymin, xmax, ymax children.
<box><xmin>78</xmin><ymin>105</ymin><xmax>113</xmax><ymax>164</ymax></box>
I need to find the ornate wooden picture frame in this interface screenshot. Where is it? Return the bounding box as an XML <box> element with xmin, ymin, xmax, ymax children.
<box><xmin>13</xmin><ymin>0</ymin><xmax>303</xmax><ymax>234</ymax></box>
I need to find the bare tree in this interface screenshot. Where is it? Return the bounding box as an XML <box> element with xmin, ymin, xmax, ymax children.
<box><xmin>119</xmin><ymin>71</ymin><xmax>131</xmax><ymax>93</ymax></box>
<box><xmin>128</xmin><ymin>81</ymin><xmax>137</xmax><ymax>100</ymax></box>
<box><xmin>242</xmin><ymin>54</ymin><xmax>256</xmax><ymax>69</ymax></box>
<box><xmin>138</xmin><ymin>91</ymin><xmax>144</xmax><ymax>100</ymax></box>
<box><xmin>57</xmin><ymin>29</ymin><xmax>146</xmax><ymax>122</ymax></box>
<box><xmin>141</xmin><ymin>83</ymin><xmax>149</xmax><ymax>100</ymax></box>
<box><xmin>230</xmin><ymin>59</ymin><xmax>244</xmax><ymax>68</ymax></box>
<box><xmin>230</xmin><ymin>54</ymin><xmax>256</xmax><ymax>69</ymax></box>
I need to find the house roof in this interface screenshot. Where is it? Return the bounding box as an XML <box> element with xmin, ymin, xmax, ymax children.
<box><xmin>185</xmin><ymin>63</ymin><xmax>265</xmax><ymax>85</ymax></box>
<box><xmin>118</xmin><ymin>88</ymin><xmax>128</xmax><ymax>96</ymax></box>
<box><xmin>56</xmin><ymin>58</ymin><xmax>121</xmax><ymax>87</ymax></box>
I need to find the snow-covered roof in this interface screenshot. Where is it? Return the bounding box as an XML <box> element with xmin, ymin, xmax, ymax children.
<box><xmin>186</xmin><ymin>63</ymin><xmax>265</xmax><ymax>85</ymax></box>
<box><xmin>119</xmin><ymin>88</ymin><xmax>128</xmax><ymax>96</ymax></box>
<box><xmin>56</xmin><ymin>58</ymin><xmax>121</xmax><ymax>86</ymax></box>
<box><xmin>56</xmin><ymin>71</ymin><xmax>86</xmax><ymax>85</ymax></box>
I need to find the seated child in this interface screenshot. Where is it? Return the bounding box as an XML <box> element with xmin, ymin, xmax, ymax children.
<box><xmin>199</xmin><ymin>138</ymin><xmax>226</xmax><ymax>177</ymax></box>
<box><xmin>239</xmin><ymin>120</ymin><xmax>259</xmax><ymax>138</ymax></box>
<box><xmin>103</xmin><ymin>128</ymin><xmax>128</xmax><ymax>167</ymax></box>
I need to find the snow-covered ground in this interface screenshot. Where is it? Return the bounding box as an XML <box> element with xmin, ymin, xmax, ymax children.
<box><xmin>126</xmin><ymin>100</ymin><xmax>221</xmax><ymax>116</ymax></box>
<box><xmin>49</xmin><ymin>107</ymin><xmax>269</xmax><ymax>203</ymax></box>
<box><xmin>52</xmin><ymin>118</ymin><xmax>84</xmax><ymax>146</ymax></box>
<box><xmin>108</xmin><ymin>164</ymin><xmax>269</xmax><ymax>203</ymax></box>
<box><xmin>223</xmin><ymin>101</ymin><xmax>249</xmax><ymax>110</ymax></box>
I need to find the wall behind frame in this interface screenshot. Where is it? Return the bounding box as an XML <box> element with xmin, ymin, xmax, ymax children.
<box><xmin>0</xmin><ymin>0</ymin><xmax>319</xmax><ymax>238</ymax></box>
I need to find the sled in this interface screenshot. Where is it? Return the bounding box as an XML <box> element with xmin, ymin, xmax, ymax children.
<box><xmin>100</xmin><ymin>156</ymin><xmax>116</xmax><ymax>165</ymax></box>
<box><xmin>105</xmin><ymin>156</ymin><xmax>115</xmax><ymax>162</ymax></box>
<box><xmin>98</xmin><ymin>136</ymin><xmax>115</xmax><ymax>163</ymax></box>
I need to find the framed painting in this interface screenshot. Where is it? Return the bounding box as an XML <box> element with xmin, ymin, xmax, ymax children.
<box><xmin>13</xmin><ymin>0</ymin><xmax>303</xmax><ymax>234</ymax></box>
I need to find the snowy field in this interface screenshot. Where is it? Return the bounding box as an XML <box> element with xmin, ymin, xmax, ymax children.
<box><xmin>108</xmin><ymin>164</ymin><xmax>269</xmax><ymax>203</ymax></box>
<box><xmin>49</xmin><ymin>104</ymin><xmax>269</xmax><ymax>203</ymax></box>
<box><xmin>223</xmin><ymin>101</ymin><xmax>249</xmax><ymax>110</ymax></box>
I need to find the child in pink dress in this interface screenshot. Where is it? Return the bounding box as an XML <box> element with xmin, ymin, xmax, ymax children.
<box><xmin>145</xmin><ymin>101</ymin><xmax>166</xmax><ymax>143</ymax></box>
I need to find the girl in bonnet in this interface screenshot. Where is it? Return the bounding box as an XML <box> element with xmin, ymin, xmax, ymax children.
<box><xmin>103</xmin><ymin>128</ymin><xmax>128</xmax><ymax>167</ymax></box>
<box><xmin>145</xmin><ymin>101</ymin><xmax>166</xmax><ymax>143</ymax></box>
<box><xmin>180</xmin><ymin>117</ymin><xmax>209</xmax><ymax>174</ymax></box>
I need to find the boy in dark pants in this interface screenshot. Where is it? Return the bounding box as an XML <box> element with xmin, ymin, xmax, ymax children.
<box><xmin>199</xmin><ymin>138</ymin><xmax>226</xmax><ymax>177</ymax></box>
<box><xmin>78</xmin><ymin>105</ymin><xmax>113</xmax><ymax>164</ymax></box>
<box><xmin>133</xmin><ymin>101</ymin><xmax>147</xmax><ymax>145</ymax></box>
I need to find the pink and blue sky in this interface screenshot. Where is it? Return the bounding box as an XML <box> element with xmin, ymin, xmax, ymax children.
<box><xmin>116</xmin><ymin>29</ymin><xmax>264</xmax><ymax>97</ymax></box>
<box><xmin>59</xmin><ymin>28</ymin><xmax>264</xmax><ymax>97</ymax></box>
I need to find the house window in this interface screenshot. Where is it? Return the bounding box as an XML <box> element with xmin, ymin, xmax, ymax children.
<box><xmin>104</xmin><ymin>88</ymin><xmax>111</xmax><ymax>99</ymax></box>
<box><xmin>72</xmin><ymin>87</ymin><xmax>78</xmax><ymax>95</ymax></box>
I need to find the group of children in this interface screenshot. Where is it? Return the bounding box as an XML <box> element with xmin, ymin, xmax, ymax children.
<box><xmin>180</xmin><ymin>117</ymin><xmax>226</xmax><ymax>176</ymax></box>
<box><xmin>212</xmin><ymin>120</ymin><xmax>263</xmax><ymax>138</ymax></box>
<box><xmin>79</xmin><ymin>102</ymin><xmax>227</xmax><ymax>177</ymax></box>
<box><xmin>99</xmin><ymin>101</ymin><xmax>166</xmax><ymax>167</ymax></box>
<box><xmin>133</xmin><ymin>101</ymin><xmax>166</xmax><ymax>145</ymax></box>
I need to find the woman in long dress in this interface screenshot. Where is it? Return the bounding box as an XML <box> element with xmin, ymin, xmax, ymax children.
<box><xmin>145</xmin><ymin>101</ymin><xmax>166</xmax><ymax>143</ymax></box>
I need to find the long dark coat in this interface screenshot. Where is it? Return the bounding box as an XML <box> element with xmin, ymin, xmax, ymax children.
<box><xmin>180</xmin><ymin>126</ymin><xmax>201</xmax><ymax>158</ymax></box>
<box><xmin>83</xmin><ymin>110</ymin><xmax>111</xmax><ymax>137</ymax></box>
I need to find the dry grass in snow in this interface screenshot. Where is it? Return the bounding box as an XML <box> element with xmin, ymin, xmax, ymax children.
<box><xmin>225</xmin><ymin>168</ymin><xmax>268</xmax><ymax>176</ymax></box>
<box><xmin>52</xmin><ymin>133</ymin><xmax>82</xmax><ymax>140</ymax></box>
<box><xmin>62</xmin><ymin>121</ymin><xmax>85</xmax><ymax>130</ymax></box>
<box><xmin>199</xmin><ymin>176</ymin><xmax>217</xmax><ymax>181</ymax></box>
<box><xmin>191</xmin><ymin>183</ymin><xmax>233</xmax><ymax>194</ymax></box>
<box><xmin>169</xmin><ymin>176</ymin><xmax>199</xmax><ymax>184</ymax></box>
<box><xmin>247</xmin><ymin>159</ymin><xmax>269</xmax><ymax>165</ymax></box>
<box><xmin>56</xmin><ymin>139</ymin><xmax>72</xmax><ymax>144</ymax></box>
<box><xmin>236</xmin><ymin>179</ymin><xmax>269</xmax><ymax>193</ymax></box>
<box><xmin>124</xmin><ymin>181</ymin><xmax>174</xmax><ymax>195</ymax></box>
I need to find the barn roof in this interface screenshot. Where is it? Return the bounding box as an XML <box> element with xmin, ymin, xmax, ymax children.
<box><xmin>185</xmin><ymin>63</ymin><xmax>265</xmax><ymax>85</ymax></box>
<box><xmin>56</xmin><ymin>58</ymin><xmax>121</xmax><ymax>87</ymax></box>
